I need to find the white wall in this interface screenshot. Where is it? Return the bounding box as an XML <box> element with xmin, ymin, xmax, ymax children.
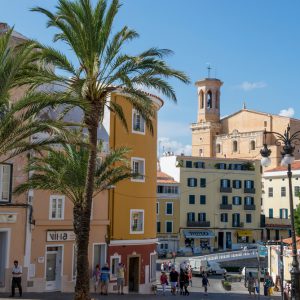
<box><xmin>159</xmin><ymin>156</ymin><xmax>180</xmax><ymax>182</ymax></box>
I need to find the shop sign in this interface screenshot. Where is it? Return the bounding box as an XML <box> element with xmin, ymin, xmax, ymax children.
<box><xmin>258</xmin><ymin>246</ymin><xmax>268</xmax><ymax>257</ymax></box>
<box><xmin>47</xmin><ymin>230</ymin><xmax>75</xmax><ymax>242</ymax></box>
<box><xmin>237</xmin><ymin>230</ymin><xmax>252</xmax><ymax>237</ymax></box>
<box><xmin>0</xmin><ymin>214</ymin><xmax>17</xmax><ymax>223</ymax></box>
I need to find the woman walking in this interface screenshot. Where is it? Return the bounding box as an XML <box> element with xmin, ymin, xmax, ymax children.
<box><xmin>247</xmin><ymin>272</ymin><xmax>256</xmax><ymax>296</ymax></box>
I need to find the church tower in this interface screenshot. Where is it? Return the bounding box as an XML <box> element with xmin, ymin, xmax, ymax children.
<box><xmin>191</xmin><ymin>78</ymin><xmax>223</xmax><ymax>157</ymax></box>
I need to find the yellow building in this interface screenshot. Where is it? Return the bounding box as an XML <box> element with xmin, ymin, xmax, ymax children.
<box><xmin>191</xmin><ymin>77</ymin><xmax>300</xmax><ymax>169</ymax></box>
<box><xmin>156</xmin><ymin>170</ymin><xmax>180</xmax><ymax>256</ymax></box>
<box><xmin>261</xmin><ymin>162</ymin><xmax>300</xmax><ymax>240</ymax></box>
<box><xmin>160</xmin><ymin>155</ymin><xmax>262</xmax><ymax>252</ymax></box>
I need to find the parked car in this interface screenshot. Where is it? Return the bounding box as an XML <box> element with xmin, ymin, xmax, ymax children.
<box><xmin>209</xmin><ymin>262</ymin><xmax>226</xmax><ymax>275</ymax></box>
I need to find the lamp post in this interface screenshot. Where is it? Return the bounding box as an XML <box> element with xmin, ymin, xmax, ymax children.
<box><xmin>260</xmin><ymin>125</ymin><xmax>300</xmax><ymax>300</ymax></box>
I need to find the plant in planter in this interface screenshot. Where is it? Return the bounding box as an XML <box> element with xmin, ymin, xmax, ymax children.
<box><xmin>222</xmin><ymin>280</ymin><xmax>232</xmax><ymax>291</ymax></box>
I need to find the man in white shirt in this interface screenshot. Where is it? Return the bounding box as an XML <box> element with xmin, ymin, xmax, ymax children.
<box><xmin>10</xmin><ymin>260</ymin><xmax>22</xmax><ymax>297</ymax></box>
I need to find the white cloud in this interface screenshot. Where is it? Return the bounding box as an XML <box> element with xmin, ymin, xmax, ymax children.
<box><xmin>279</xmin><ymin>107</ymin><xmax>295</xmax><ymax>118</ymax></box>
<box><xmin>238</xmin><ymin>81</ymin><xmax>267</xmax><ymax>91</ymax></box>
<box><xmin>158</xmin><ymin>120</ymin><xmax>191</xmax><ymax>138</ymax></box>
<box><xmin>158</xmin><ymin>137</ymin><xmax>192</xmax><ymax>156</ymax></box>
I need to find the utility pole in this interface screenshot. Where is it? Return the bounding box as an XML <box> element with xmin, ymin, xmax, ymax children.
<box><xmin>281</xmin><ymin>238</ymin><xmax>284</xmax><ymax>300</ymax></box>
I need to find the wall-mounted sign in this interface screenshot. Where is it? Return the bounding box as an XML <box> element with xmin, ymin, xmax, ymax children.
<box><xmin>37</xmin><ymin>256</ymin><xmax>44</xmax><ymax>264</ymax></box>
<box><xmin>46</xmin><ymin>231</ymin><xmax>75</xmax><ymax>242</ymax></box>
<box><xmin>0</xmin><ymin>214</ymin><xmax>17</xmax><ymax>223</ymax></box>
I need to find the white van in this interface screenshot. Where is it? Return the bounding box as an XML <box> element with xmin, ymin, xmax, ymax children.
<box><xmin>208</xmin><ymin>262</ymin><xmax>226</xmax><ymax>275</ymax></box>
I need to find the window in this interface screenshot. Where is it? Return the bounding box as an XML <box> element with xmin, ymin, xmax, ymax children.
<box><xmin>233</xmin><ymin>196</ymin><xmax>242</xmax><ymax>205</ymax></box>
<box><xmin>269</xmin><ymin>208</ymin><xmax>273</xmax><ymax>219</ymax></box>
<box><xmin>246</xmin><ymin>214</ymin><xmax>252</xmax><ymax>223</ymax></box>
<box><xmin>222</xmin><ymin>195</ymin><xmax>228</xmax><ymax>205</ymax></box>
<box><xmin>233</xmin><ymin>180</ymin><xmax>242</xmax><ymax>189</ymax></box>
<box><xmin>194</xmin><ymin>161</ymin><xmax>205</xmax><ymax>169</ymax></box>
<box><xmin>198</xmin><ymin>213</ymin><xmax>206</xmax><ymax>222</ymax></box>
<box><xmin>207</xmin><ymin>90</ymin><xmax>212</xmax><ymax>109</ymax></box>
<box><xmin>281</xmin><ymin>187</ymin><xmax>286</xmax><ymax>197</ymax></box>
<box><xmin>157</xmin><ymin>185</ymin><xmax>178</xmax><ymax>194</ymax></box>
<box><xmin>200</xmin><ymin>178</ymin><xmax>206</xmax><ymax>188</ymax></box>
<box><xmin>157</xmin><ymin>222</ymin><xmax>161</xmax><ymax>233</ymax></box>
<box><xmin>0</xmin><ymin>164</ymin><xmax>12</xmax><ymax>202</ymax></box>
<box><xmin>186</xmin><ymin>161</ymin><xmax>192</xmax><ymax>168</ymax></box>
<box><xmin>264</xmin><ymin>121</ymin><xmax>267</xmax><ymax>127</ymax></box>
<box><xmin>218</xmin><ymin>163</ymin><xmax>226</xmax><ymax>170</ymax></box>
<box><xmin>166</xmin><ymin>221</ymin><xmax>173</xmax><ymax>233</ymax></box>
<box><xmin>165</xmin><ymin>203</ymin><xmax>173</xmax><ymax>215</ymax></box>
<box><xmin>232</xmin><ymin>213</ymin><xmax>240</xmax><ymax>227</ymax></box>
<box><xmin>110</xmin><ymin>254</ymin><xmax>121</xmax><ymax>279</ymax></box>
<box><xmin>156</xmin><ymin>202</ymin><xmax>159</xmax><ymax>215</ymax></box>
<box><xmin>268</xmin><ymin>187</ymin><xmax>273</xmax><ymax>197</ymax></box>
<box><xmin>72</xmin><ymin>244</ymin><xmax>77</xmax><ymax>280</ymax></box>
<box><xmin>244</xmin><ymin>180</ymin><xmax>254</xmax><ymax>189</ymax></box>
<box><xmin>49</xmin><ymin>195</ymin><xmax>65</xmax><ymax>220</ymax></box>
<box><xmin>200</xmin><ymin>195</ymin><xmax>206</xmax><ymax>204</ymax></box>
<box><xmin>220</xmin><ymin>213</ymin><xmax>228</xmax><ymax>223</ymax></box>
<box><xmin>131</xmin><ymin>157</ymin><xmax>145</xmax><ymax>182</ymax></box>
<box><xmin>250</xmin><ymin>140</ymin><xmax>256</xmax><ymax>151</ymax></box>
<box><xmin>200</xmin><ymin>90</ymin><xmax>204</xmax><ymax>109</ymax></box>
<box><xmin>189</xmin><ymin>195</ymin><xmax>195</xmax><ymax>204</ymax></box>
<box><xmin>220</xmin><ymin>179</ymin><xmax>230</xmax><ymax>188</ymax></box>
<box><xmin>132</xmin><ymin>109</ymin><xmax>145</xmax><ymax>133</ymax></box>
<box><xmin>280</xmin><ymin>209</ymin><xmax>288</xmax><ymax>219</ymax></box>
<box><xmin>130</xmin><ymin>209</ymin><xmax>144</xmax><ymax>234</ymax></box>
<box><xmin>187</xmin><ymin>178</ymin><xmax>197</xmax><ymax>187</ymax></box>
<box><xmin>295</xmin><ymin>186</ymin><xmax>300</xmax><ymax>197</ymax></box>
<box><xmin>93</xmin><ymin>244</ymin><xmax>106</xmax><ymax>271</ymax></box>
<box><xmin>244</xmin><ymin>196</ymin><xmax>254</xmax><ymax>205</ymax></box>
<box><xmin>216</xmin><ymin>144</ymin><xmax>221</xmax><ymax>154</ymax></box>
<box><xmin>187</xmin><ymin>212</ymin><xmax>195</xmax><ymax>222</ymax></box>
<box><xmin>150</xmin><ymin>253</ymin><xmax>157</xmax><ymax>282</ymax></box>
<box><xmin>232</xmin><ymin>141</ymin><xmax>238</xmax><ymax>152</ymax></box>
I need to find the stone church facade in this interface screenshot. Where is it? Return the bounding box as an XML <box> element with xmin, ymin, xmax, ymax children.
<box><xmin>191</xmin><ymin>78</ymin><xmax>300</xmax><ymax>168</ymax></box>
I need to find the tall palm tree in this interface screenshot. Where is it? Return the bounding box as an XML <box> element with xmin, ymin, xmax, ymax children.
<box><xmin>19</xmin><ymin>1</ymin><xmax>190</xmax><ymax>298</ymax></box>
<box><xmin>0</xmin><ymin>27</ymin><xmax>75</xmax><ymax>161</ymax></box>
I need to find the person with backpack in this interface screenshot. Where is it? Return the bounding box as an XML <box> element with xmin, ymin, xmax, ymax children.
<box><xmin>202</xmin><ymin>273</ymin><xmax>210</xmax><ymax>295</ymax></box>
<box><xmin>160</xmin><ymin>271</ymin><xmax>168</xmax><ymax>295</ymax></box>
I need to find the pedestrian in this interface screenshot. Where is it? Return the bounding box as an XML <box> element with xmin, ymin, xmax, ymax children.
<box><xmin>188</xmin><ymin>267</ymin><xmax>192</xmax><ymax>287</ymax></box>
<box><xmin>116</xmin><ymin>262</ymin><xmax>125</xmax><ymax>295</ymax></box>
<box><xmin>179</xmin><ymin>269</ymin><xmax>185</xmax><ymax>295</ymax></box>
<box><xmin>183</xmin><ymin>270</ymin><xmax>190</xmax><ymax>296</ymax></box>
<box><xmin>100</xmin><ymin>263</ymin><xmax>110</xmax><ymax>295</ymax></box>
<box><xmin>168</xmin><ymin>261</ymin><xmax>172</xmax><ymax>272</ymax></box>
<box><xmin>264</xmin><ymin>271</ymin><xmax>274</xmax><ymax>296</ymax></box>
<box><xmin>247</xmin><ymin>272</ymin><xmax>256</xmax><ymax>296</ymax></box>
<box><xmin>169</xmin><ymin>266</ymin><xmax>179</xmax><ymax>295</ymax></box>
<box><xmin>92</xmin><ymin>264</ymin><xmax>100</xmax><ymax>292</ymax></box>
<box><xmin>10</xmin><ymin>260</ymin><xmax>22</xmax><ymax>297</ymax></box>
<box><xmin>160</xmin><ymin>271</ymin><xmax>168</xmax><ymax>295</ymax></box>
<box><xmin>161</xmin><ymin>263</ymin><xmax>164</xmax><ymax>272</ymax></box>
<box><xmin>202</xmin><ymin>273</ymin><xmax>210</xmax><ymax>295</ymax></box>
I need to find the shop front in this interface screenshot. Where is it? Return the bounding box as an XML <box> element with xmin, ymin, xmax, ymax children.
<box><xmin>182</xmin><ymin>230</ymin><xmax>214</xmax><ymax>253</ymax></box>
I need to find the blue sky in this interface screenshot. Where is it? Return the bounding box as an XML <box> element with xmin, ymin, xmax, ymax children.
<box><xmin>2</xmin><ymin>0</ymin><xmax>300</xmax><ymax>154</ymax></box>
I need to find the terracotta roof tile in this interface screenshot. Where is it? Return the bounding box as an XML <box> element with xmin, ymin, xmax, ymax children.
<box><xmin>157</xmin><ymin>171</ymin><xmax>178</xmax><ymax>183</ymax></box>
<box><xmin>265</xmin><ymin>160</ymin><xmax>300</xmax><ymax>172</ymax></box>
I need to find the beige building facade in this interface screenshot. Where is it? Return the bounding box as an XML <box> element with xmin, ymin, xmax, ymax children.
<box><xmin>160</xmin><ymin>155</ymin><xmax>262</xmax><ymax>253</ymax></box>
<box><xmin>156</xmin><ymin>171</ymin><xmax>180</xmax><ymax>255</ymax></box>
<box><xmin>191</xmin><ymin>78</ymin><xmax>300</xmax><ymax>169</ymax></box>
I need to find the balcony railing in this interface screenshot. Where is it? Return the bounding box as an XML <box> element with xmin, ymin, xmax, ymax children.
<box><xmin>244</xmin><ymin>188</ymin><xmax>256</xmax><ymax>194</ymax></box>
<box><xmin>244</xmin><ymin>204</ymin><xmax>256</xmax><ymax>210</ymax></box>
<box><xmin>220</xmin><ymin>187</ymin><xmax>232</xmax><ymax>193</ymax></box>
<box><xmin>187</xmin><ymin>221</ymin><xmax>210</xmax><ymax>227</ymax></box>
<box><xmin>220</xmin><ymin>204</ymin><xmax>232</xmax><ymax>210</ymax></box>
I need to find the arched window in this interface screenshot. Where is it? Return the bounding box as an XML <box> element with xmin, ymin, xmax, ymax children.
<box><xmin>233</xmin><ymin>141</ymin><xmax>238</xmax><ymax>152</ymax></box>
<box><xmin>250</xmin><ymin>140</ymin><xmax>255</xmax><ymax>151</ymax></box>
<box><xmin>216</xmin><ymin>144</ymin><xmax>221</xmax><ymax>154</ymax></box>
<box><xmin>207</xmin><ymin>91</ymin><xmax>212</xmax><ymax>109</ymax></box>
<box><xmin>200</xmin><ymin>90</ymin><xmax>204</xmax><ymax>109</ymax></box>
<box><xmin>215</xmin><ymin>90</ymin><xmax>219</xmax><ymax>109</ymax></box>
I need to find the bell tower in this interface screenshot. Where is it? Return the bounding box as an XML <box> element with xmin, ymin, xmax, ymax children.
<box><xmin>191</xmin><ymin>78</ymin><xmax>223</xmax><ymax>157</ymax></box>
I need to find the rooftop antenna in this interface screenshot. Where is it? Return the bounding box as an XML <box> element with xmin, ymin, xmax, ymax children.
<box><xmin>206</xmin><ymin>63</ymin><xmax>211</xmax><ymax>78</ymax></box>
<box><xmin>243</xmin><ymin>101</ymin><xmax>247</xmax><ymax>109</ymax></box>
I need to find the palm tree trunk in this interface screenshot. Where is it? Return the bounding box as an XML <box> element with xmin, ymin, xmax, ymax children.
<box><xmin>74</xmin><ymin>121</ymin><xmax>99</xmax><ymax>300</ymax></box>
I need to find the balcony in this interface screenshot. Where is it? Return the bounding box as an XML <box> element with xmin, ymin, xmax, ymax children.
<box><xmin>244</xmin><ymin>188</ymin><xmax>256</xmax><ymax>194</ymax></box>
<box><xmin>220</xmin><ymin>187</ymin><xmax>232</xmax><ymax>193</ymax></box>
<box><xmin>187</xmin><ymin>221</ymin><xmax>210</xmax><ymax>227</ymax></box>
<box><xmin>232</xmin><ymin>222</ymin><xmax>244</xmax><ymax>228</ymax></box>
<box><xmin>220</xmin><ymin>204</ymin><xmax>232</xmax><ymax>210</ymax></box>
<box><xmin>265</xmin><ymin>217</ymin><xmax>291</xmax><ymax>227</ymax></box>
<box><xmin>244</xmin><ymin>204</ymin><xmax>256</xmax><ymax>210</ymax></box>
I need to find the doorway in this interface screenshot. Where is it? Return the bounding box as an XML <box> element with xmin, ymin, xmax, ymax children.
<box><xmin>45</xmin><ymin>246</ymin><xmax>62</xmax><ymax>291</ymax></box>
<box><xmin>128</xmin><ymin>256</ymin><xmax>139</xmax><ymax>293</ymax></box>
<box><xmin>218</xmin><ymin>232</ymin><xmax>224</xmax><ymax>249</ymax></box>
<box><xmin>226</xmin><ymin>232</ymin><xmax>232</xmax><ymax>249</ymax></box>
<box><xmin>0</xmin><ymin>231</ymin><xmax>8</xmax><ymax>287</ymax></box>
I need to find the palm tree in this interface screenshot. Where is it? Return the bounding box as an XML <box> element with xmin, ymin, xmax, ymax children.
<box><xmin>0</xmin><ymin>27</ymin><xmax>76</xmax><ymax>161</ymax></box>
<box><xmin>19</xmin><ymin>1</ymin><xmax>190</xmax><ymax>298</ymax></box>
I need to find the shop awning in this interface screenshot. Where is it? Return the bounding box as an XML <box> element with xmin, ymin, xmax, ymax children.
<box><xmin>237</xmin><ymin>230</ymin><xmax>253</xmax><ymax>237</ymax></box>
<box><xmin>183</xmin><ymin>230</ymin><xmax>214</xmax><ymax>239</ymax></box>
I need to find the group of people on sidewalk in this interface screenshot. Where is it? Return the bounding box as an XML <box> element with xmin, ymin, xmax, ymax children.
<box><xmin>247</xmin><ymin>271</ymin><xmax>274</xmax><ymax>297</ymax></box>
<box><xmin>160</xmin><ymin>264</ymin><xmax>210</xmax><ymax>296</ymax></box>
<box><xmin>92</xmin><ymin>262</ymin><xmax>125</xmax><ymax>295</ymax></box>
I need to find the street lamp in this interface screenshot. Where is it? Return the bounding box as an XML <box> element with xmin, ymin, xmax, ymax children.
<box><xmin>260</xmin><ymin>125</ymin><xmax>300</xmax><ymax>300</ymax></box>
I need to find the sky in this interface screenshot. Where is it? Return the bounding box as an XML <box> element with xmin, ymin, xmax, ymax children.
<box><xmin>2</xmin><ymin>0</ymin><xmax>300</xmax><ymax>155</ymax></box>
